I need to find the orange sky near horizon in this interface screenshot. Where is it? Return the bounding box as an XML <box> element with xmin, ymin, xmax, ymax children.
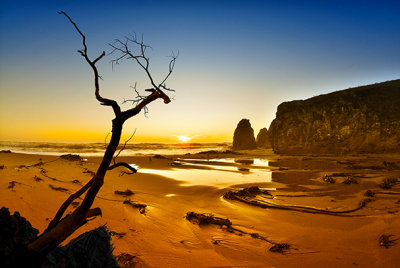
<box><xmin>1</xmin><ymin>1</ymin><xmax>399</xmax><ymax>143</ymax></box>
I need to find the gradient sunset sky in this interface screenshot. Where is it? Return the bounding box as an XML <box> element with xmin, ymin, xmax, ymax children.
<box><xmin>0</xmin><ymin>0</ymin><xmax>399</xmax><ymax>143</ymax></box>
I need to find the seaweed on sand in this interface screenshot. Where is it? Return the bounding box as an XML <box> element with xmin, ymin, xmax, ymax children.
<box><xmin>379</xmin><ymin>178</ymin><xmax>398</xmax><ymax>190</ymax></box>
<box><xmin>323</xmin><ymin>175</ymin><xmax>335</xmax><ymax>184</ymax></box>
<box><xmin>269</xmin><ymin>243</ymin><xmax>290</xmax><ymax>253</ymax></box>
<box><xmin>223</xmin><ymin>187</ymin><xmax>371</xmax><ymax>216</ymax></box>
<box><xmin>60</xmin><ymin>154</ymin><xmax>82</xmax><ymax>161</ymax></box>
<box><xmin>224</xmin><ymin>186</ymin><xmax>272</xmax><ymax>200</ymax></box>
<box><xmin>342</xmin><ymin>177</ymin><xmax>358</xmax><ymax>185</ymax></box>
<box><xmin>33</xmin><ymin>176</ymin><xmax>43</xmax><ymax>182</ymax></box>
<box><xmin>49</xmin><ymin>185</ymin><xmax>69</xmax><ymax>193</ymax></box>
<box><xmin>116</xmin><ymin>253</ymin><xmax>138</xmax><ymax>267</ymax></box>
<box><xmin>109</xmin><ymin>231</ymin><xmax>126</xmax><ymax>239</ymax></box>
<box><xmin>8</xmin><ymin>181</ymin><xmax>20</xmax><ymax>191</ymax></box>
<box><xmin>186</xmin><ymin>211</ymin><xmax>291</xmax><ymax>254</ymax></box>
<box><xmin>379</xmin><ymin>234</ymin><xmax>397</xmax><ymax>248</ymax></box>
<box><xmin>114</xmin><ymin>189</ymin><xmax>134</xmax><ymax>197</ymax></box>
<box><xmin>123</xmin><ymin>200</ymin><xmax>147</xmax><ymax>214</ymax></box>
<box><xmin>83</xmin><ymin>168</ymin><xmax>95</xmax><ymax>176</ymax></box>
<box><xmin>185</xmin><ymin>212</ymin><xmax>232</xmax><ymax>227</ymax></box>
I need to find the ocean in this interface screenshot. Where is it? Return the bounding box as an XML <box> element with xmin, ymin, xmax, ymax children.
<box><xmin>0</xmin><ymin>141</ymin><xmax>231</xmax><ymax>156</ymax></box>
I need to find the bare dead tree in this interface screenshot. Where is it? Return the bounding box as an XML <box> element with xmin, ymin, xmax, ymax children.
<box><xmin>27</xmin><ymin>11</ymin><xmax>177</xmax><ymax>259</ymax></box>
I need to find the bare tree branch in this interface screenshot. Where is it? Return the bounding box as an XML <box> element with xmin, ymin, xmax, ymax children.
<box><xmin>44</xmin><ymin>178</ymin><xmax>95</xmax><ymax>232</ymax></box>
<box><xmin>27</xmin><ymin>12</ymin><xmax>177</xmax><ymax>259</ymax></box>
<box><xmin>58</xmin><ymin>11</ymin><xmax>121</xmax><ymax>116</ymax></box>
<box><xmin>113</xmin><ymin>129</ymin><xmax>136</xmax><ymax>164</ymax></box>
<box><xmin>108</xmin><ymin>162</ymin><xmax>137</xmax><ymax>173</ymax></box>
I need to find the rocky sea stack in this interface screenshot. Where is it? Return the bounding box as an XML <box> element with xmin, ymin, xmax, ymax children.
<box><xmin>233</xmin><ymin>119</ymin><xmax>257</xmax><ymax>150</ymax></box>
<box><xmin>269</xmin><ymin>79</ymin><xmax>400</xmax><ymax>154</ymax></box>
<box><xmin>256</xmin><ymin>128</ymin><xmax>270</xmax><ymax>148</ymax></box>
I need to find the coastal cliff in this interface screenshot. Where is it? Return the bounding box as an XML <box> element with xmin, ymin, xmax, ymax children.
<box><xmin>269</xmin><ymin>79</ymin><xmax>400</xmax><ymax>154</ymax></box>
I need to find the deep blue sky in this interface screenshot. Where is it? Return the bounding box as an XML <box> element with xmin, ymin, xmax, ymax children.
<box><xmin>0</xmin><ymin>0</ymin><xmax>399</xmax><ymax>142</ymax></box>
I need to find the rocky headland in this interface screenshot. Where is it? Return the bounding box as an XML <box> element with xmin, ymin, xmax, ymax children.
<box><xmin>268</xmin><ymin>79</ymin><xmax>400</xmax><ymax>154</ymax></box>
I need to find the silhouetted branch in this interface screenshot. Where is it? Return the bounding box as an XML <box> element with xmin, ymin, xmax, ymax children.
<box><xmin>58</xmin><ymin>11</ymin><xmax>121</xmax><ymax>116</ymax></box>
<box><xmin>44</xmin><ymin>177</ymin><xmax>95</xmax><ymax>232</ymax></box>
<box><xmin>109</xmin><ymin>34</ymin><xmax>175</xmax><ymax>119</ymax></box>
<box><xmin>113</xmin><ymin>129</ymin><xmax>136</xmax><ymax>164</ymax></box>
<box><xmin>104</xmin><ymin>132</ymin><xmax>111</xmax><ymax>148</ymax></box>
<box><xmin>86</xmin><ymin>207</ymin><xmax>102</xmax><ymax>218</ymax></box>
<box><xmin>28</xmin><ymin>12</ymin><xmax>177</xmax><ymax>259</ymax></box>
<box><xmin>108</xmin><ymin>162</ymin><xmax>137</xmax><ymax>173</ymax></box>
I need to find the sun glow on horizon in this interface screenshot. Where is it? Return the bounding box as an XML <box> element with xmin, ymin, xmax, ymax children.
<box><xmin>177</xmin><ymin>136</ymin><xmax>191</xmax><ymax>143</ymax></box>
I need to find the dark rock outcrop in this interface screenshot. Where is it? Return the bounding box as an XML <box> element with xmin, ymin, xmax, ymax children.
<box><xmin>0</xmin><ymin>207</ymin><xmax>38</xmax><ymax>266</ymax></box>
<box><xmin>0</xmin><ymin>207</ymin><xmax>119</xmax><ymax>267</ymax></box>
<box><xmin>269</xmin><ymin>79</ymin><xmax>400</xmax><ymax>154</ymax></box>
<box><xmin>256</xmin><ymin>128</ymin><xmax>271</xmax><ymax>148</ymax></box>
<box><xmin>233</xmin><ymin>119</ymin><xmax>257</xmax><ymax>150</ymax></box>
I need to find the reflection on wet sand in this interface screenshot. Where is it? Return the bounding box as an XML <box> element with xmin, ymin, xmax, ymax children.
<box><xmin>137</xmin><ymin>158</ymin><xmax>272</xmax><ymax>188</ymax></box>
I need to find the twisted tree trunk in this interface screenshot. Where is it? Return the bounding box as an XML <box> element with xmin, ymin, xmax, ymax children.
<box><xmin>25</xmin><ymin>11</ymin><xmax>176</xmax><ymax>263</ymax></box>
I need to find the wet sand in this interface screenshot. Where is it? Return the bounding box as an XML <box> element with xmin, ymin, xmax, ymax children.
<box><xmin>1</xmin><ymin>151</ymin><xmax>400</xmax><ymax>267</ymax></box>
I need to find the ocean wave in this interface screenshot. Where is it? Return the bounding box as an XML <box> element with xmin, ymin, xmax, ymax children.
<box><xmin>0</xmin><ymin>141</ymin><xmax>230</xmax><ymax>156</ymax></box>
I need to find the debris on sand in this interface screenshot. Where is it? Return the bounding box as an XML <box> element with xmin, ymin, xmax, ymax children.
<box><xmin>0</xmin><ymin>165</ymin><xmax>5</xmax><ymax>170</ymax></box>
<box><xmin>60</xmin><ymin>154</ymin><xmax>82</xmax><ymax>161</ymax></box>
<box><xmin>379</xmin><ymin>178</ymin><xmax>398</xmax><ymax>190</ymax></box>
<box><xmin>383</xmin><ymin>161</ymin><xmax>400</xmax><ymax>170</ymax></box>
<box><xmin>168</xmin><ymin>161</ymin><xmax>183</xmax><ymax>166</ymax></box>
<box><xmin>323</xmin><ymin>175</ymin><xmax>335</xmax><ymax>184</ymax></box>
<box><xmin>197</xmin><ymin>150</ymin><xmax>219</xmax><ymax>154</ymax></box>
<box><xmin>8</xmin><ymin>181</ymin><xmax>20</xmax><ymax>191</ymax></box>
<box><xmin>379</xmin><ymin>234</ymin><xmax>397</xmax><ymax>248</ymax></box>
<box><xmin>153</xmin><ymin>154</ymin><xmax>167</xmax><ymax>159</ymax></box>
<box><xmin>186</xmin><ymin>211</ymin><xmax>291</xmax><ymax>254</ymax></box>
<box><xmin>72</xmin><ymin>179</ymin><xmax>80</xmax><ymax>184</ymax></box>
<box><xmin>116</xmin><ymin>253</ymin><xmax>138</xmax><ymax>267</ymax></box>
<box><xmin>110</xmin><ymin>231</ymin><xmax>126</xmax><ymax>239</ymax></box>
<box><xmin>31</xmin><ymin>161</ymin><xmax>43</xmax><ymax>167</ymax></box>
<box><xmin>342</xmin><ymin>177</ymin><xmax>358</xmax><ymax>185</ymax></box>
<box><xmin>224</xmin><ymin>187</ymin><xmax>370</xmax><ymax>216</ymax></box>
<box><xmin>269</xmin><ymin>243</ymin><xmax>290</xmax><ymax>253</ymax></box>
<box><xmin>0</xmin><ymin>150</ymin><xmax>12</xmax><ymax>153</ymax></box>
<box><xmin>238</xmin><ymin>167</ymin><xmax>250</xmax><ymax>172</ymax></box>
<box><xmin>235</xmin><ymin>159</ymin><xmax>254</xmax><ymax>165</ymax></box>
<box><xmin>17</xmin><ymin>165</ymin><xmax>28</xmax><ymax>170</ymax></box>
<box><xmin>114</xmin><ymin>189</ymin><xmax>134</xmax><ymax>197</ymax></box>
<box><xmin>186</xmin><ymin>212</ymin><xmax>232</xmax><ymax>227</ymax></box>
<box><xmin>123</xmin><ymin>200</ymin><xmax>147</xmax><ymax>214</ymax></box>
<box><xmin>33</xmin><ymin>176</ymin><xmax>43</xmax><ymax>182</ymax></box>
<box><xmin>364</xmin><ymin>190</ymin><xmax>375</xmax><ymax>197</ymax></box>
<box><xmin>49</xmin><ymin>184</ymin><xmax>69</xmax><ymax>193</ymax></box>
<box><xmin>224</xmin><ymin>186</ymin><xmax>272</xmax><ymax>200</ymax></box>
<box><xmin>83</xmin><ymin>168</ymin><xmax>95</xmax><ymax>176</ymax></box>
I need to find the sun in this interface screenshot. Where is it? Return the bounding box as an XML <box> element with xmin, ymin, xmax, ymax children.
<box><xmin>177</xmin><ymin>136</ymin><xmax>191</xmax><ymax>143</ymax></box>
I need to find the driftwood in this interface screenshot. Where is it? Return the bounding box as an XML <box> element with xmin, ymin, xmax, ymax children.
<box><xmin>185</xmin><ymin>211</ymin><xmax>290</xmax><ymax>254</ymax></box>
<box><xmin>224</xmin><ymin>187</ymin><xmax>371</xmax><ymax>216</ymax></box>
<box><xmin>26</xmin><ymin>11</ymin><xmax>176</xmax><ymax>263</ymax></box>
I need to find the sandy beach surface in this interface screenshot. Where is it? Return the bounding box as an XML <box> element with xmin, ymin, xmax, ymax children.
<box><xmin>1</xmin><ymin>150</ymin><xmax>400</xmax><ymax>267</ymax></box>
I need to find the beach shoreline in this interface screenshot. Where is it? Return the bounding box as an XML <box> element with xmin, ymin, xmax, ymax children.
<box><xmin>1</xmin><ymin>151</ymin><xmax>400</xmax><ymax>267</ymax></box>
